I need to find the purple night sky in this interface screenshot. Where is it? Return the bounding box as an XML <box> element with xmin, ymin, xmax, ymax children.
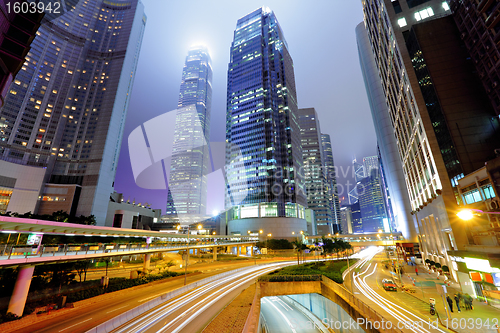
<box><xmin>113</xmin><ymin>0</ymin><xmax>377</xmax><ymax>212</ymax></box>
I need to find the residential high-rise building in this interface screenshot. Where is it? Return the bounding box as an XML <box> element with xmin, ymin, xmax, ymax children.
<box><xmin>321</xmin><ymin>133</ymin><xmax>342</xmax><ymax>233</ymax></box>
<box><xmin>224</xmin><ymin>7</ymin><xmax>307</xmax><ymax>238</ymax></box>
<box><xmin>0</xmin><ymin>1</ymin><xmax>43</xmax><ymax>104</ymax></box>
<box><xmin>298</xmin><ymin>108</ymin><xmax>332</xmax><ymax>235</ymax></box>
<box><xmin>360</xmin><ymin>0</ymin><xmax>500</xmax><ymax>281</ymax></box>
<box><xmin>166</xmin><ymin>46</ymin><xmax>212</xmax><ymax>217</ymax></box>
<box><xmin>0</xmin><ymin>0</ymin><xmax>146</xmax><ymax>225</ymax></box>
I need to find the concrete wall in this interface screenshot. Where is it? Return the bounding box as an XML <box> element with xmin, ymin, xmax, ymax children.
<box><xmin>244</xmin><ymin>278</ymin><xmax>392</xmax><ymax>333</ymax></box>
<box><xmin>259</xmin><ymin>281</ymin><xmax>321</xmax><ymax>297</ymax></box>
<box><xmin>228</xmin><ymin>217</ymin><xmax>308</xmax><ymax>239</ymax></box>
<box><xmin>286</xmin><ymin>294</ymin><xmax>364</xmax><ymax>333</ymax></box>
<box><xmin>0</xmin><ymin>160</ymin><xmax>46</xmax><ymax>214</ymax></box>
<box><xmin>105</xmin><ymin>200</ymin><xmax>159</xmax><ymax>228</ymax></box>
<box><xmin>37</xmin><ymin>184</ymin><xmax>79</xmax><ymax>216</ymax></box>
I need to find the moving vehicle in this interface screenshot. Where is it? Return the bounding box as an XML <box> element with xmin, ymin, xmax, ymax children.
<box><xmin>382</xmin><ymin>279</ymin><xmax>397</xmax><ymax>291</ymax></box>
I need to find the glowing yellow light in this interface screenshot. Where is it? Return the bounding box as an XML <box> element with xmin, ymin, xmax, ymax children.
<box><xmin>197</xmin><ymin>224</ymin><xmax>202</xmax><ymax>230</ymax></box>
<box><xmin>457</xmin><ymin>209</ymin><xmax>474</xmax><ymax>220</ymax></box>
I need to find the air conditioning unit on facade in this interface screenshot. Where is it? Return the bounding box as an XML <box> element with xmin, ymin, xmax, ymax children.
<box><xmin>485</xmin><ymin>198</ymin><xmax>500</xmax><ymax>211</ymax></box>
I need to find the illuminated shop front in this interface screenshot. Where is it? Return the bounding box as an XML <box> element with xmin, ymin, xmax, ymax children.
<box><xmin>449</xmin><ymin>255</ymin><xmax>500</xmax><ymax>303</ymax></box>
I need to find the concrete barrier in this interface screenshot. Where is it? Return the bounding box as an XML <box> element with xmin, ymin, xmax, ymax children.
<box><xmin>259</xmin><ymin>281</ymin><xmax>321</xmax><ymax>297</ymax></box>
<box><xmin>243</xmin><ymin>276</ymin><xmax>404</xmax><ymax>333</ymax></box>
<box><xmin>85</xmin><ymin>267</ymin><xmax>253</xmax><ymax>333</ymax></box>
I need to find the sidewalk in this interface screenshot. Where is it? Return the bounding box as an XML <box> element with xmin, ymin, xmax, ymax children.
<box><xmin>399</xmin><ymin>264</ymin><xmax>500</xmax><ymax>333</ymax></box>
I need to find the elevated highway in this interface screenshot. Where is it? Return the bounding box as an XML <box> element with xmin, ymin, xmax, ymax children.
<box><xmin>0</xmin><ymin>216</ymin><xmax>257</xmax><ymax>317</ymax></box>
<box><xmin>305</xmin><ymin>232</ymin><xmax>405</xmax><ymax>247</ymax></box>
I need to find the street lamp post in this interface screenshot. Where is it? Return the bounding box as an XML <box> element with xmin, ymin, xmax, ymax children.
<box><xmin>180</xmin><ymin>224</ymin><xmax>202</xmax><ymax>286</ymax></box>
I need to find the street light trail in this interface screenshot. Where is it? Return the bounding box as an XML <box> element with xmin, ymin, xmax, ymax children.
<box><xmin>165</xmin><ymin>266</ymin><xmax>283</xmax><ymax>333</ymax></box>
<box><xmin>263</xmin><ymin>297</ymin><xmax>298</xmax><ymax>333</ymax></box>
<box><xmin>354</xmin><ymin>262</ymin><xmax>448</xmax><ymax>333</ymax></box>
<box><xmin>111</xmin><ymin>261</ymin><xmax>294</xmax><ymax>333</ymax></box>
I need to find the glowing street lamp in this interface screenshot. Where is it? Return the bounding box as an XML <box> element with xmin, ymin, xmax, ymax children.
<box><xmin>457</xmin><ymin>209</ymin><xmax>474</xmax><ymax>220</ymax></box>
<box><xmin>457</xmin><ymin>208</ymin><xmax>500</xmax><ymax>220</ymax></box>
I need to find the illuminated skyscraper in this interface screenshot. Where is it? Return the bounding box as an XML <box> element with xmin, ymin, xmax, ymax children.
<box><xmin>298</xmin><ymin>108</ymin><xmax>332</xmax><ymax>235</ymax></box>
<box><xmin>166</xmin><ymin>46</ymin><xmax>212</xmax><ymax>216</ymax></box>
<box><xmin>0</xmin><ymin>0</ymin><xmax>146</xmax><ymax>225</ymax></box>
<box><xmin>225</xmin><ymin>7</ymin><xmax>307</xmax><ymax>237</ymax></box>
<box><xmin>359</xmin><ymin>0</ymin><xmax>500</xmax><ymax>279</ymax></box>
<box><xmin>357</xmin><ymin>160</ymin><xmax>388</xmax><ymax>233</ymax></box>
<box><xmin>321</xmin><ymin>133</ymin><xmax>342</xmax><ymax>233</ymax></box>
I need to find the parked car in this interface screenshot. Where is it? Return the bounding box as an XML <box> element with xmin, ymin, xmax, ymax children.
<box><xmin>382</xmin><ymin>279</ymin><xmax>397</xmax><ymax>291</ymax></box>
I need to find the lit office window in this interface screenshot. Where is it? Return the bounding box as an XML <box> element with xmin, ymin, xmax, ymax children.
<box><xmin>415</xmin><ymin>7</ymin><xmax>434</xmax><ymax>21</ymax></box>
<box><xmin>442</xmin><ymin>2</ymin><xmax>450</xmax><ymax>11</ymax></box>
<box><xmin>398</xmin><ymin>17</ymin><xmax>407</xmax><ymax>27</ymax></box>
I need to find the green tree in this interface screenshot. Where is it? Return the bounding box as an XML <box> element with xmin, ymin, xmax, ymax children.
<box><xmin>321</xmin><ymin>237</ymin><xmax>335</xmax><ymax>258</ymax></box>
<box><xmin>165</xmin><ymin>260</ymin><xmax>176</xmax><ymax>272</ymax></box>
<box><xmin>51</xmin><ymin>210</ymin><xmax>69</xmax><ymax>222</ymax></box>
<box><xmin>74</xmin><ymin>260</ymin><xmax>92</xmax><ymax>282</ymax></box>
<box><xmin>266</xmin><ymin>239</ymin><xmax>293</xmax><ymax>250</ymax></box>
<box><xmin>291</xmin><ymin>240</ymin><xmax>308</xmax><ymax>265</ymax></box>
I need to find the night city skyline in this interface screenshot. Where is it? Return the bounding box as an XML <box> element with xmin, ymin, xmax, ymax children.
<box><xmin>114</xmin><ymin>0</ymin><xmax>377</xmax><ymax>212</ymax></box>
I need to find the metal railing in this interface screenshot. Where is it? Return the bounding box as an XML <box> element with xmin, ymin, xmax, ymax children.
<box><xmin>0</xmin><ymin>240</ymin><xmax>254</xmax><ymax>261</ymax></box>
<box><xmin>258</xmin><ymin>274</ymin><xmax>322</xmax><ymax>282</ymax></box>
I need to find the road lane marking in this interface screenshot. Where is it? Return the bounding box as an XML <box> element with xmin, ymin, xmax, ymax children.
<box><xmin>106</xmin><ymin>305</ymin><xmax>128</xmax><ymax>313</ymax></box>
<box><xmin>139</xmin><ymin>293</ymin><xmax>165</xmax><ymax>302</ymax></box>
<box><xmin>58</xmin><ymin>318</ymin><xmax>93</xmax><ymax>332</ymax></box>
<box><xmin>116</xmin><ymin>264</ymin><xmax>288</xmax><ymax>333</ymax></box>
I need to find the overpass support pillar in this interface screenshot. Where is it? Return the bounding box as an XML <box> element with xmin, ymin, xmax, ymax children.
<box><xmin>237</xmin><ymin>246</ymin><xmax>241</xmax><ymax>256</ymax></box>
<box><xmin>143</xmin><ymin>254</ymin><xmax>151</xmax><ymax>271</ymax></box>
<box><xmin>248</xmin><ymin>246</ymin><xmax>253</xmax><ymax>257</ymax></box>
<box><xmin>213</xmin><ymin>247</ymin><xmax>217</xmax><ymax>261</ymax></box>
<box><xmin>8</xmin><ymin>265</ymin><xmax>35</xmax><ymax>317</ymax></box>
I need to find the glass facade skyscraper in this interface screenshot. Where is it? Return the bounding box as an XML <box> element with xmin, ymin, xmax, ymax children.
<box><xmin>298</xmin><ymin>108</ymin><xmax>332</xmax><ymax>235</ymax></box>
<box><xmin>166</xmin><ymin>46</ymin><xmax>212</xmax><ymax>216</ymax></box>
<box><xmin>321</xmin><ymin>133</ymin><xmax>342</xmax><ymax>233</ymax></box>
<box><xmin>360</xmin><ymin>0</ymin><xmax>500</xmax><ymax>281</ymax></box>
<box><xmin>0</xmin><ymin>0</ymin><xmax>146</xmax><ymax>225</ymax></box>
<box><xmin>225</xmin><ymin>7</ymin><xmax>306</xmax><ymax>220</ymax></box>
<box><xmin>357</xmin><ymin>160</ymin><xmax>388</xmax><ymax>233</ymax></box>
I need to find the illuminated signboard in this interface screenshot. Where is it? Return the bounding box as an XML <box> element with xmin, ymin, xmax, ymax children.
<box><xmin>493</xmin><ymin>272</ymin><xmax>500</xmax><ymax>287</ymax></box>
<box><xmin>465</xmin><ymin>257</ymin><xmax>500</xmax><ymax>274</ymax></box>
<box><xmin>27</xmin><ymin>233</ymin><xmax>43</xmax><ymax>246</ymax></box>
